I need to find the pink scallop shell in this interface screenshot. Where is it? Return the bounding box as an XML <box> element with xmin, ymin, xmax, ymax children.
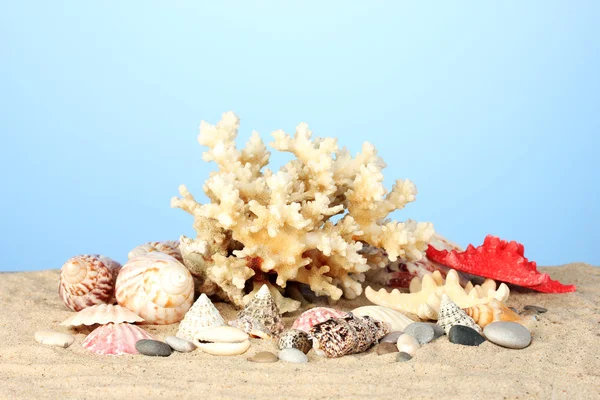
<box><xmin>82</xmin><ymin>323</ymin><xmax>154</xmax><ymax>356</ymax></box>
<box><xmin>61</xmin><ymin>304</ymin><xmax>144</xmax><ymax>327</ymax></box>
<box><xmin>291</xmin><ymin>307</ymin><xmax>348</xmax><ymax>333</ymax></box>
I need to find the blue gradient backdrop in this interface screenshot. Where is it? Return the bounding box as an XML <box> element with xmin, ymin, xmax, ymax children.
<box><xmin>1</xmin><ymin>2</ymin><xmax>598</xmax><ymax>271</ymax></box>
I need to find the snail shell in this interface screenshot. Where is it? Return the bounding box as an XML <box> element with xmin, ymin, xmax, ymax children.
<box><xmin>115</xmin><ymin>252</ymin><xmax>194</xmax><ymax>325</ymax></box>
<box><xmin>58</xmin><ymin>255</ymin><xmax>122</xmax><ymax>312</ymax></box>
<box><xmin>463</xmin><ymin>299</ymin><xmax>524</xmax><ymax>329</ymax></box>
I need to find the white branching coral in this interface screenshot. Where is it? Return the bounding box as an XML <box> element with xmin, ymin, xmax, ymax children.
<box><xmin>172</xmin><ymin>112</ymin><xmax>434</xmax><ymax>313</ymax></box>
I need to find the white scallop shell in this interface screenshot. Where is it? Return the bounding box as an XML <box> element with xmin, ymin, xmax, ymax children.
<box><xmin>176</xmin><ymin>293</ymin><xmax>225</xmax><ymax>341</ymax></box>
<box><xmin>128</xmin><ymin>240</ymin><xmax>182</xmax><ymax>263</ymax></box>
<box><xmin>82</xmin><ymin>323</ymin><xmax>154</xmax><ymax>356</ymax></box>
<box><xmin>115</xmin><ymin>252</ymin><xmax>194</xmax><ymax>325</ymax></box>
<box><xmin>58</xmin><ymin>255</ymin><xmax>122</xmax><ymax>312</ymax></box>
<box><xmin>60</xmin><ymin>304</ymin><xmax>144</xmax><ymax>327</ymax></box>
<box><xmin>437</xmin><ymin>294</ymin><xmax>482</xmax><ymax>334</ymax></box>
<box><xmin>351</xmin><ymin>306</ymin><xmax>415</xmax><ymax>332</ymax></box>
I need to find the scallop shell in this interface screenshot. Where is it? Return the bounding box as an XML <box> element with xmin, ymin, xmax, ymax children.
<box><xmin>128</xmin><ymin>240</ymin><xmax>182</xmax><ymax>263</ymax></box>
<box><xmin>176</xmin><ymin>293</ymin><xmax>225</xmax><ymax>341</ymax></box>
<box><xmin>309</xmin><ymin>314</ymin><xmax>389</xmax><ymax>358</ymax></box>
<box><xmin>115</xmin><ymin>252</ymin><xmax>194</xmax><ymax>325</ymax></box>
<box><xmin>437</xmin><ymin>294</ymin><xmax>481</xmax><ymax>335</ymax></box>
<box><xmin>59</xmin><ymin>255</ymin><xmax>122</xmax><ymax>312</ymax></box>
<box><xmin>230</xmin><ymin>284</ymin><xmax>283</xmax><ymax>337</ymax></box>
<box><xmin>60</xmin><ymin>304</ymin><xmax>144</xmax><ymax>327</ymax></box>
<box><xmin>351</xmin><ymin>306</ymin><xmax>415</xmax><ymax>332</ymax></box>
<box><xmin>463</xmin><ymin>299</ymin><xmax>525</xmax><ymax>329</ymax></box>
<box><xmin>82</xmin><ymin>323</ymin><xmax>154</xmax><ymax>356</ymax></box>
<box><xmin>291</xmin><ymin>307</ymin><xmax>347</xmax><ymax>333</ymax></box>
<box><xmin>278</xmin><ymin>329</ymin><xmax>312</xmax><ymax>354</ymax></box>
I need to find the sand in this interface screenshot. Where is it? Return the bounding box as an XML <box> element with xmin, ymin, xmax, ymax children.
<box><xmin>0</xmin><ymin>264</ymin><xmax>599</xmax><ymax>400</ymax></box>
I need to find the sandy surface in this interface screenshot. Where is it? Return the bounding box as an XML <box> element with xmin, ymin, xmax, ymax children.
<box><xmin>0</xmin><ymin>264</ymin><xmax>599</xmax><ymax>399</ymax></box>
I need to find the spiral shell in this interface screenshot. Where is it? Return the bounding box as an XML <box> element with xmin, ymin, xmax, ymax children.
<box><xmin>128</xmin><ymin>240</ymin><xmax>182</xmax><ymax>263</ymax></box>
<box><xmin>58</xmin><ymin>255</ymin><xmax>122</xmax><ymax>312</ymax></box>
<box><xmin>115</xmin><ymin>252</ymin><xmax>194</xmax><ymax>325</ymax></box>
<box><xmin>463</xmin><ymin>299</ymin><xmax>524</xmax><ymax>329</ymax></box>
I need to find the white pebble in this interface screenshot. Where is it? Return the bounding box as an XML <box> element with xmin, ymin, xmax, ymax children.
<box><xmin>35</xmin><ymin>329</ymin><xmax>74</xmax><ymax>348</ymax></box>
<box><xmin>278</xmin><ymin>348</ymin><xmax>308</xmax><ymax>363</ymax></box>
<box><xmin>166</xmin><ymin>336</ymin><xmax>196</xmax><ymax>353</ymax></box>
<box><xmin>396</xmin><ymin>333</ymin><xmax>420</xmax><ymax>356</ymax></box>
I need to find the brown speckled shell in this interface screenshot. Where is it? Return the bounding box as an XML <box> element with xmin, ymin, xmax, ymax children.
<box><xmin>278</xmin><ymin>329</ymin><xmax>312</xmax><ymax>354</ymax></box>
<box><xmin>58</xmin><ymin>255</ymin><xmax>122</xmax><ymax>312</ymax></box>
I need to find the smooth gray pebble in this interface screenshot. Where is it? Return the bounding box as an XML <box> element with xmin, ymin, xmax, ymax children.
<box><xmin>380</xmin><ymin>331</ymin><xmax>404</xmax><ymax>343</ymax></box>
<box><xmin>523</xmin><ymin>305</ymin><xmax>547</xmax><ymax>314</ymax></box>
<box><xmin>483</xmin><ymin>321</ymin><xmax>532</xmax><ymax>349</ymax></box>
<box><xmin>136</xmin><ymin>339</ymin><xmax>172</xmax><ymax>357</ymax></box>
<box><xmin>396</xmin><ymin>352</ymin><xmax>413</xmax><ymax>362</ymax></box>
<box><xmin>165</xmin><ymin>336</ymin><xmax>196</xmax><ymax>353</ymax></box>
<box><xmin>404</xmin><ymin>323</ymin><xmax>435</xmax><ymax>344</ymax></box>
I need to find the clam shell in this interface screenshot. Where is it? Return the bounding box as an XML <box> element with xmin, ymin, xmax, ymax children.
<box><xmin>351</xmin><ymin>306</ymin><xmax>415</xmax><ymax>332</ymax></box>
<box><xmin>193</xmin><ymin>326</ymin><xmax>250</xmax><ymax>356</ymax></box>
<box><xmin>128</xmin><ymin>240</ymin><xmax>182</xmax><ymax>263</ymax></box>
<box><xmin>115</xmin><ymin>253</ymin><xmax>195</xmax><ymax>325</ymax></box>
<box><xmin>463</xmin><ymin>299</ymin><xmax>524</xmax><ymax>329</ymax></box>
<box><xmin>437</xmin><ymin>294</ymin><xmax>481</xmax><ymax>335</ymax></box>
<box><xmin>291</xmin><ymin>307</ymin><xmax>347</xmax><ymax>333</ymax></box>
<box><xmin>176</xmin><ymin>293</ymin><xmax>225</xmax><ymax>341</ymax></box>
<box><xmin>58</xmin><ymin>255</ymin><xmax>122</xmax><ymax>312</ymax></box>
<box><xmin>60</xmin><ymin>304</ymin><xmax>144</xmax><ymax>327</ymax></box>
<box><xmin>82</xmin><ymin>323</ymin><xmax>154</xmax><ymax>356</ymax></box>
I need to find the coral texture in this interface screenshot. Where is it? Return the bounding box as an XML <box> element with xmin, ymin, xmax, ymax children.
<box><xmin>172</xmin><ymin>112</ymin><xmax>434</xmax><ymax>312</ymax></box>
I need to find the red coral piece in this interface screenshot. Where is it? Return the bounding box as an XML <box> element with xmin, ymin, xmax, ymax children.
<box><xmin>426</xmin><ymin>235</ymin><xmax>576</xmax><ymax>293</ymax></box>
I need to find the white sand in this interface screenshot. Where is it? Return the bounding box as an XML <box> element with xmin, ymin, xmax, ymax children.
<box><xmin>0</xmin><ymin>264</ymin><xmax>599</xmax><ymax>399</ymax></box>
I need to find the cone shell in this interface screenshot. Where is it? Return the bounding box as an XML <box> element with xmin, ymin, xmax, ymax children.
<box><xmin>309</xmin><ymin>314</ymin><xmax>389</xmax><ymax>358</ymax></box>
<box><xmin>82</xmin><ymin>323</ymin><xmax>154</xmax><ymax>356</ymax></box>
<box><xmin>176</xmin><ymin>293</ymin><xmax>225</xmax><ymax>341</ymax></box>
<box><xmin>231</xmin><ymin>284</ymin><xmax>283</xmax><ymax>336</ymax></box>
<box><xmin>278</xmin><ymin>329</ymin><xmax>312</xmax><ymax>354</ymax></box>
<box><xmin>128</xmin><ymin>240</ymin><xmax>182</xmax><ymax>263</ymax></box>
<box><xmin>463</xmin><ymin>299</ymin><xmax>525</xmax><ymax>329</ymax></box>
<box><xmin>61</xmin><ymin>304</ymin><xmax>144</xmax><ymax>327</ymax></box>
<box><xmin>115</xmin><ymin>253</ymin><xmax>194</xmax><ymax>325</ymax></box>
<box><xmin>437</xmin><ymin>294</ymin><xmax>481</xmax><ymax>335</ymax></box>
<box><xmin>351</xmin><ymin>306</ymin><xmax>415</xmax><ymax>332</ymax></box>
<box><xmin>59</xmin><ymin>255</ymin><xmax>122</xmax><ymax>312</ymax></box>
<box><xmin>291</xmin><ymin>307</ymin><xmax>347</xmax><ymax>333</ymax></box>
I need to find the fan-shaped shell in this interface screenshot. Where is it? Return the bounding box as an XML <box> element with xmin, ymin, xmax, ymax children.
<box><xmin>176</xmin><ymin>293</ymin><xmax>225</xmax><ymax>341</ymax></box>
<box><xmin>116</xmin><ymin>252</ymin><xmax>194</xmax><ymax>325</ymax></box>
<box><xmin>463</xmin><ymin>299</ymin><xmax>524</xmax><ymax>328</ymax></box>
<box><xmin>82</xmin><ymin>323</ymin><xmax>154</xmax><ymax>356</ymax></box>
<box><xmin>291</xmin><ymin>307</ymin><xmax>347</xmax><ymax>333</ymax></box>
<box><xmin>58</xmin><ymin>255</ymin><xmax>122</xmax><ymax>312</ymax></box>
<box><xmin>60</xmin><ymin>304</ymin><xmax>144</xmax><ymax>327</ymax></box>
<box><xmin>128</xmin><ymin>240</ymin><xmax>182</xmax><ymax>263</ymax></box>
<box><xmin>351</xmin><ymin>306</ymin><xmax>415</xmax><ymax>332</ymax></box>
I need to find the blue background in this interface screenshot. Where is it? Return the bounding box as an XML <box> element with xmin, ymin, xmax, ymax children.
<box><xmin>1</xmin><ymin>1</ymin><xmax>598</xmax><ymax>272</ymax></box>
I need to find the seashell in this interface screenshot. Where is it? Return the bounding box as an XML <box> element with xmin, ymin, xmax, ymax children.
<box><xmin>229</xmin><ymin>315</ymin><xmax>272</xmax><ymax>340</ymax></box>
<box><xmin>463</xmin><ymin>299</ymin><xmax>525</xmax><ymax>329</ymax></box>
<box><xmin>309</xmin><ymin>314</ymin><xmax>389</xmax><ymax>358</ymax></box>
<box><xmin>365</xmin><ymin>269</ymin><xmax>510</xmax><ymax>320</ymax></box>
<box><xmin>176</xmin><ymin>293</ymin><xmax>225</xmax><ymax>341</ymax></box>
<box><xmin>278</xmin><ymin>329</ymin><xmax>312</xmax><ymax>354</ymax></box>
<box><xmin>59</xmin><ymin>255</ymin><xmax>122</xmax><ymax>312</ymax></box>
<box><xmin>60</xmin><ymin>304</ymin><xmax>144</xmax><ymax>327</ymax></box>
<box><xmin>230</xmin><ymin>284</ymin><xmax>283</xmax><ymax>337</ymax></box>
<box><xmin>82</xmin><ymin>323</ymin><xmax>154</xmax><ymax>356</ymax></box>
<box><xmin>291</xmin><ymin>307</ymin><xmax>347</xmax><ymax>333</ymax></box>
<box><xmin>115</xmin><ymin>252</ymin><xmax>194</xmax><ymax>325</ymax></box>
<box><xmin>437</xmin><ymin>294</ymin><xmax>481</xmax><ymax>335</ymax></box>
<box><xmin>193</xmin><ymin>326</ymin><xmax>251</xmax><ymax>356</ymax></box>
<box><xmin>351</xmin><ymin>306</ymin><xmax>415</xmax><ymax>332</ymax></box>
<box><xmin>128</xmin><ymin>240</ymin><xmax>182</xmax><ymax>263</ymax></box>
<box><xmin>35</xmin><ymin>330</ymin><xmax>75</xmax><ymax>348</ymax></box>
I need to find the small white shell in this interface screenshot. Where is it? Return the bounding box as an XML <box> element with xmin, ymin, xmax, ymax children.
<box><xmin>193</xmin><ymin>326</ymin><xmax>250</xmax><ymax>356</ymax></box>
<box><xmin>351</xmin><ymin>306</ymin><xmax>415</xmax><ymax>332</ymax></box>
<box><xmin>176</xmin><ymin>294</ymin><xmax>225</xmax><ymax>341</ymax></box>
<box><xmin>58</xmin><ymin>255</ymin><xmax>121</xmax><ymax>312</ymax></box>
<box><xmin>115</xmin><ymin>253</ymin><xmax>194</xmax><ymax>325</ymax></box>
<box><xmin>60</xmin><ymin>304</ymin><xmax>144</xmax><ymax>327</ymax></box>
<box><xmin>128</xmin><ymin>240</ymin><xmax>182</xmax><ymax>263</ymax></box>
<box><xmin>82</xmin><ymin>323</ymin><xmax>154</xmax><ymax>356</ymax></box>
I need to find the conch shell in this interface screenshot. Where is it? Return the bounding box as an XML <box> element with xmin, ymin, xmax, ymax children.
<box><xmin>59</xmin><ymin>255</ymin><xmax>122</xmax><ymax>312</ymax></box>
<box><xmin>176</xmin><ymin>293</ymin><xmax>225</xmax><ymax>341</ymax></box>
<box><xmin>437</xmin><ymin>294</ymin><xmax>481</xmax><ymax>335</ymax></box>
<box><xmin>229</xmin><ymin>284</ymin><xmax>284</xmax><ymax>337</ymax></box>
<box><xmin>61</xmin><ymin>304</ymin><xmax>144</xmax><ymax>327</ymax></box>
<box><xmin>463</xmin><ymin>299</ymin><xmax>525</xmax><ymax>328</ymax></box>
<box><xmin>115</xmin><ymin>253</ymin><xmax>194</xmax><ymax>325</ymax></box>
<box><xmin>128</xmin><ymin>240</ymin><xmax>183</xmax><ymax>263</ymax></box>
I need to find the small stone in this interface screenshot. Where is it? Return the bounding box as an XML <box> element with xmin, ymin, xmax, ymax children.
<box><xmin>376</xmin><ymin>342</ymin><xmax>399</xmax><ymax>355</ymax></box>
<box><xmin>278</xmin><ymin>348</ymin><xmax>308</xmax><ymax>363</ymax></box>
<box><xmin>135</xmin><ymin>339</ymin><xmax>172</xmax><ymax>357</ymax></box>
<box><xmin>34</xmin><ymin>330</ymin><xmax>74</xmax><ymax>348</ymax></box>
<box><xmin>448</xmin><ymin>325</ymin><xmax>486</xmax><ymax>346</ymax></box>
<box><xmin>165</xmin><ymin>336</ymin><xmax>196</xmax><ymax>353</ymax></box>
<box><xmin>396</xmin><ymin>352</ymin><xmax>413</xmax><ymax>362</ymax></box>
<box><xmin>396</xmin><ymin>334</ymin><xmax>420</xmax><ymax>356</ymax></box>
<box><xmin>483</xmin><ymin>321</ymin><xmax>532</xmax><ymax>349</ymax></box>
<box><xmin>509</xmin><ymin>307</ymin><xmax>519</xmax><ymax>313</ymax></box>
<box><xmin>403</xmin><ymin>323</ymin><xmax>435</xmax><ymax>345</ymax></box>
<box><xmin>523</xmin><ymin>305</ymin><xmax>547</xmax><ymax>314</ymax></box>
<box><xmin>379</xmin><ymin>331</ymin><xmax>403</xmax><ymax>344</ymax></box>
<box><xmin>248</xmin><ymin>351</ymin><xmax>278</xmax><ymax>363</ymax></box>
<box><xmin>423</xmin><ymin>322</ymin><xmax>445</xmax><ymax>338</ymax></box>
